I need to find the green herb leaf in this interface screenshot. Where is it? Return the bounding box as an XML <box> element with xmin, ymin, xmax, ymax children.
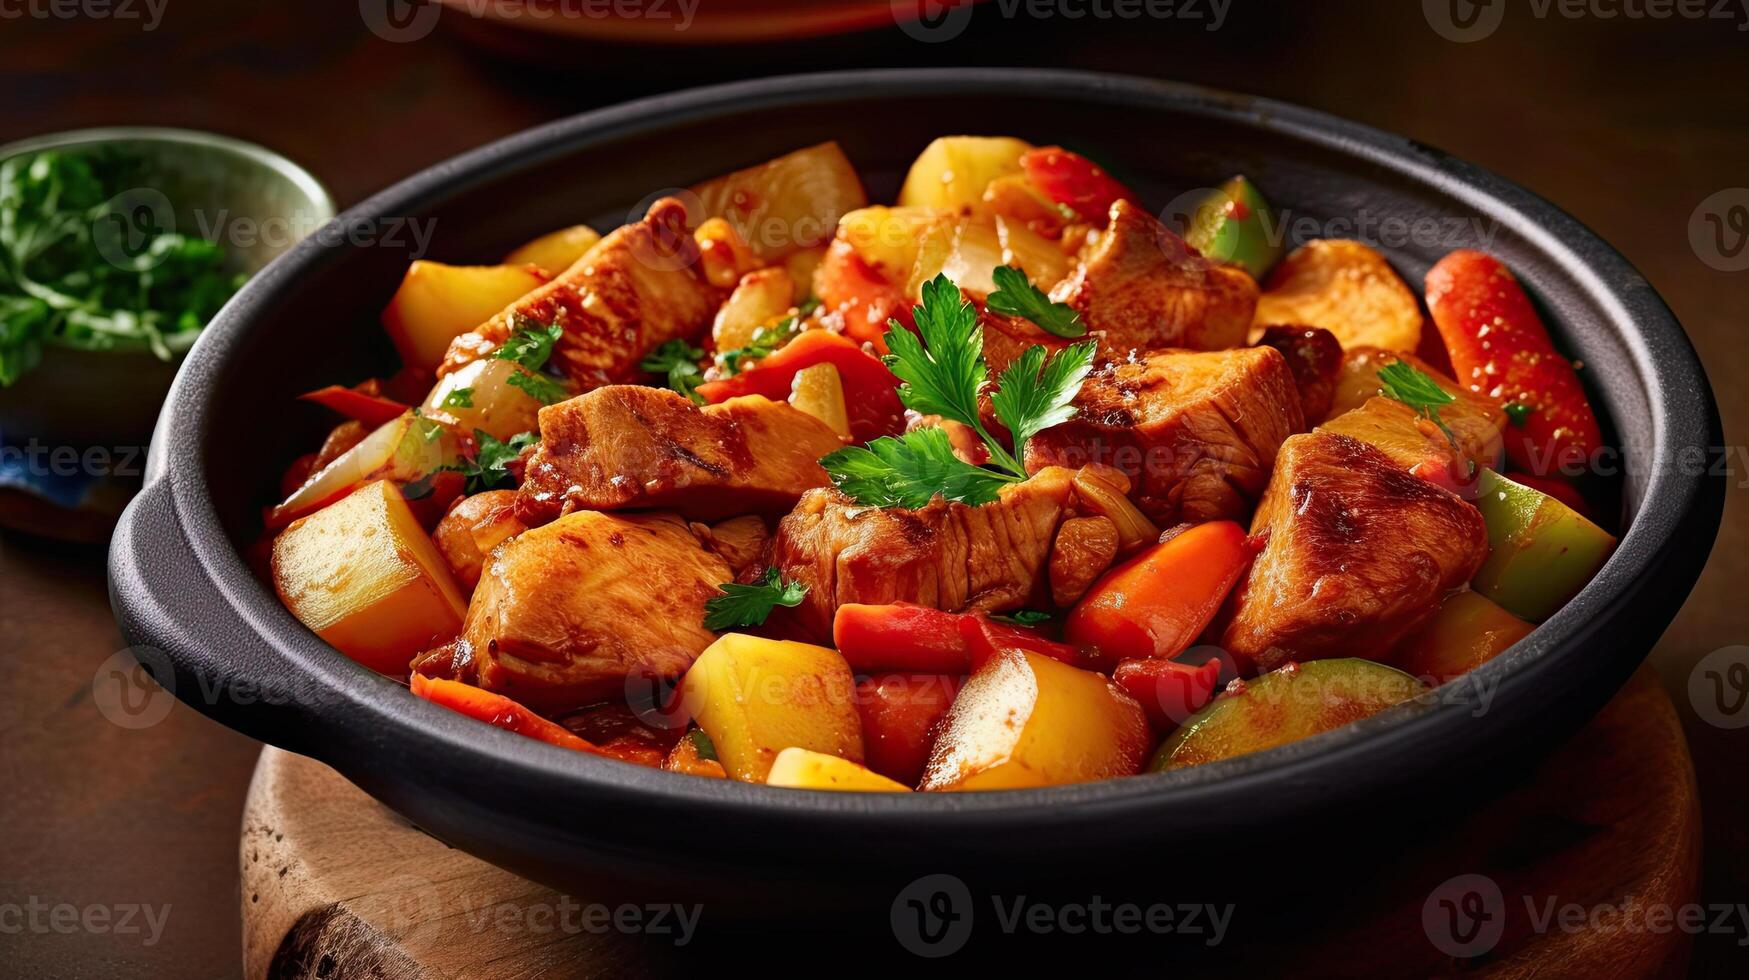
<box><xmin>0</xmin><ymin>149</ymin><xmax>243</xmax><ymax>386</ymax></box>
<box><xmin>641</xmin><ymin>338</ymin><xmax>707</xmax><ymax>404</ymax></box>
<box><xmin>1378</xmin><ymin>360</ymin><xmax>1465</xmax><ymax>461</ymax></box>
<box><xmin>820</xmin><ymin>427</ymin><xmax>1016</xmax><ymax>509</ymax></box>
<box><xmin>440</xmin><ymin>387</ymin><xmax>474</xmax><ymax>409</ymax></box>
<box><xmin>989</xmin><ymin>340</ymin><xmax>1097</xmax><ymax>451</ymax></box>
<box><xmin>687</xmin><ymin>728</ymin><xmax>718</xmax><ymax>761</ymax></box>
<box><xmin>493</xmin><ymin>315</ymin><xmax>563</xmax><ymax>371</ymax></box>
<box><xmin>506</xmin><ymin>367</ymin><xmax>571</xmax><ymax>406</ymax></box>
<box><xmin>715</xmin><ymin>315</ymin><xmax>799</xmax><ymax>377</ymax></box>
<box><xmin>447</xmin><ymin>428</ymin><xmax>537</xmax><ymax>494</ymax></box>
<box><xmin>985</xmin><ymin>265</ymin><xmax>1086</xmax><ymax>338</ymax></box>
<box><xmin>1502</xmin><ymin>401</ymin><xmax>1533</xmax><ymax>426</ymax></box>
<box><xmin>990</xmin><ymin>609</ymin><xmax>1052</xmax><ymax>626</ymax></box>
<box><xmin>703</xmin><ymin>567</ymin><xmax>809</xmax><ymax>631</ymax></box>
<box><xmin>883</xmin><ymin>275</ymin><xmax>986</xmax><ymax>430</ymax></box>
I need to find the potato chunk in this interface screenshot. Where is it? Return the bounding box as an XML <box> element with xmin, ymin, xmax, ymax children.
<box><xmin>382</xmin><ymin>261</ymin><xmax>546</xmax><ymax>373</ymax></box>
<box><xmin>1252</xmin><ymin>239</ymin><xmax>1424</xmax><ymax>352</ymax></box>
<box><xmin>920</xmin><ymin>649</ymin><xmax>1150</xmax><ymax>791</ymax></box>
<box><xmin>680</xmin><ymin>634</ymin><xmax>863</xmax><ymax>783</ymax></box>
<box><xmin>503</xmin><ymin>224</ymin><xmax>602</xmax><ymax>275</ymax></box>
<box><xmin>689</xmin><ymin>142</ymin><xmax>868</xmax><ymax>260</ymax></box>
<box><xmin>898</xmin><ymin>136</ymin><xmax>1033</xmax><ymax>213</ymax></box>
<box><xmin>766</xmin><ymin>748</ymin><xmax>910</xmax><ymax>792</ymax></box>
<box><xmin>272</xmin><ymin>480</ymin><xmax>468</xmax><ymax>675</ymax></box>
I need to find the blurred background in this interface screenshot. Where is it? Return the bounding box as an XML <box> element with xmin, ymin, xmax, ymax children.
<box><xmin>2</xmin><ymin>0</ymin><xmax>1744</xmax><ymax>975</ymax></box>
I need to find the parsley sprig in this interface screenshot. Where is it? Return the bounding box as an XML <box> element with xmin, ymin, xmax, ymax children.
<box><xmin>820</xmin><ymin>273</ymin><xmax>1097</xmax><ymax>509</ymax></box>
<box><xmin>985</xmin><ymin>265</ymin><xmax>1086</xmax><ymax>338</ymax></box>
<box><xmin>640</xmin><ymin>338</ymin><xmax>706</xmax><ymax>404</ymax></box>
<box><xmin>447</xmin><ymin>428</ymin><xmax>537</xmax><ymax>494</ymax></box>
<box><xmin>703</xmin><ymin>567</ymin><xmax>809</xmax><ymax>631</ymax></box>
<box><xmin>715</xmin><ymin>315</ymin><xmax>800</xmax><ymax>377</ymax></box>
<box><xmin>1377</xmin><ymin>360</ymin><xmax>1476</xmax><ymax>477</ymax></box>
<box><xmin>493</xmin><ymin>314</ymin><xmax>570</xmax><ymax>404</ymax></box>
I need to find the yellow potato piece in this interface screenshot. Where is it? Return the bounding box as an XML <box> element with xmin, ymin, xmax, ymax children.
<box><xmin>503</xmin><ymin>223</ymin><xmax>602</xmax><ymax>275</ymax></box>
<box><xmin>788</xmin><ymin>363</ymin><xmax>850</xmax><ymax>440</ymax></box>
<box><xmin>712</xmin><ymin>267</ymin><xmax>795</xmax><ymax>353</ymax></box>
<box><xmin>920</xmin><ymin>649</ymin><xmax>1150</xmax><ymax>792</ymax></box>
<box><xmin>381</xmin><ymin>261</ymin><xmax>546</xmax><ymax>373</ymax></box>
<box><xmin>680</xmin><ymin>634</ymin><xmax>863</xmax><ymax>783</ymax></box>
<box><xmin>898</xmin><ymin>136</ymin><xmax>1034</xmax><ymax>213</ymax></box>
<box><xmin>766</xmin><ymin>748</ymin><xmax>910</xmax><ymax>792</ymax></box>
<box><xmin>271</xmin><ymin>480</ymin><xmax>467</xmax><ymax>676</ymax></box>
<box><xmin>1252</xmin><ymin>239</ymin><xmax>1424</xmax><ymax>353</ymax></box>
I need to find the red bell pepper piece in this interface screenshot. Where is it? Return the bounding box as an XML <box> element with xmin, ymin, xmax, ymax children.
<box><xmin>1425</xmin><ymin>250</ymin><xmax>1603</xmax><ymax>478</ymax></box>
<box><xmin>299</xmin><ymin>383</ymin><xmax>411</xmax><ymax>428</ymax></box>
<box><xmin>833</xmin><ymin>602</ymin><xmax>1093</xmax><ymax>674</ymax></box>
<box><xmin>1019</xmin><ymin>146</ymin><xmax>1144</xmax><ymax>224</ymax></box>
<box><xmin>694</xmin><ymin>330</ymin><xmax>905</xmax><ymax>444</ymax></box>
<box><xmin>813</xmin><ymin>238</ymin><xmax>913</xmax><ymax>349</ymax></box>
<box><xmin>854</xmin><ymin>673</ymin><xmax>962</xmax><ymax>787</ymax></box>
<box><xmin>1113</xmin><ymin>658</ymin><xmax>1224</xmax><ymax>730</ymax></box>
<box><xmin>1064</xmin><ymin>521</ymin><xmax>1251</xmax><ymax>663</ymax></box>
<box><xmin>410</xmin><ymin>674</ymin><xmax>603</xmax><ymax>755</ymax></box>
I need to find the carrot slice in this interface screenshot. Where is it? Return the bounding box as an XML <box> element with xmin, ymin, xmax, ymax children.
<box><xmin>1064</xmin><ymin>521</ymin><xmax>1252</xmax><ymax>662</ymax></box>
<box><xmin>410</xmin><ymin>674</ymin><xmax>601</xmax><ymax>755</ymax></box>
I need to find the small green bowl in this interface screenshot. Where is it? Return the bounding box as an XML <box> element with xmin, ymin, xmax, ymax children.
<box><xmin>0</xmin><ymin>127</ymin><xmax>334</xmax><ymax>452</ymax></box>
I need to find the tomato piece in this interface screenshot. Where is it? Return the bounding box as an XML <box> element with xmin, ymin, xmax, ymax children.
<box><xmin>1064</xmin><ymin>521</ymin><xmax>1252</xmax><ymax>662</ymax></box>
<box><xmin>1019</xmin><ymin>146</ymin><xmax>1143</xmax><ymax>224</ymax></box>
<box><xmin>958</xmin><ymin>614</ymin><xmax>1102</xmax><ymax>672</ymax></box>
<box><xmin>695</xmin><ymin>330</ymin><xmax>905</xmax><ymax>443</ymax></box>
<box><xmin>1425</xmin><ymin>250</ymin><xmax>1603</xmax><ymax>478</ymax></box>
<box><xmin>813</xmin><ymin>238</ymin><xmax>912</xmax><ymax>348</ymax></box>
<box><xmin>854</xmin><ymin>673</ymin><xmax>962</xmax><ymax>787</ymax></box>
<box><xmin>1113</xmin><ymin>658</ymin><xmax>1224</xmax><ymax>730</ymax></box>
<box><xmin>409</xmin><ymin>674</ymin><xmax>602</xmax><ymax>755</ymax></box>
<box><xmin>299</xmin><ymin>384</ymin><xmax>411</xmax><ymax>428</ymax></box>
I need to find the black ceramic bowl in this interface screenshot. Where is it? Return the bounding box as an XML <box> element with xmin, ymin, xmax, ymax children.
<box><xmin>109</xmin><ymin>70</ymin><xmax>1723</xmax><ymax>917</ymax></box>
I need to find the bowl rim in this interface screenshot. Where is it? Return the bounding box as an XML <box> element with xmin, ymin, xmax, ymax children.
<box><xmin>0</xmin><ymin>125</ymin><xmax>336</xmax><ymax>224</ymax></box>
<box><xmin>134</xmin><ymin>69</ymin><xmax>1720</xmax><ymax>832</ymax></box>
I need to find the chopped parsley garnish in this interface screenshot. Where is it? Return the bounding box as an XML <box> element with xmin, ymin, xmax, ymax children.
<box><xmin>985</xmin><ymin>265</ymin><xmax>1086</xmax><ymax>338</ymax></box>
<box><xmin>640</xmin><ymin>338</ymin><xmax>706</xmax><ymax>404</ymax></box>
<box><xmin>494</xmin><ymin>314</ymin><xmax>563</xmax><ymax>370</ymax></box>
<box><xmin>702</xmin><ymin>567</ymin><xmax>809</xmax><ymax>631</ymax></box>
<box><xmin>820</xmin><ymin>273</ymin><xmax>1096</xmax><ymax>509</ymax></box>
<box><xmin>1378</xmin><ymin>360</ymin><xmax>1473</xmax><ymax>474</ymax></box>
<box><xmin>1502</xmin><ymin>401</ymin><xmax>1533</xmax><ymax>426</ymax></box>
<box><xmin>990</xmin><ymin>609</ymin><xmax>1052</xmax><ymax>626</ymax></box>
<box><xmin>0</xmin><ymin>149</ymin><xmax>245</xmax><ymax>386</ymax></box>
<box><xmin>715</xmin><ymin>315</ymin><xmax>800</xmax><ymax>377</ymax></box>
<box><xmin>447</xmin><ymin>428</ymin><xmax>537</xmax><ymax>493</ymax></box>
<box><xmin>505</xmin><ymin>368</ymin><xmax>570</xmax><ymax>406</ymax></box>
<box><xmin>440</xmin><ymin>387</ymin><xmax>474</xmax><ymax>409</ymax></box>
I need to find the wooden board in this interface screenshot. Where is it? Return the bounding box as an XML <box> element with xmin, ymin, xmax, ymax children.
<box><xmin>241</xmin><ymin>666</ymin><xmax>1698</xmax><ymax>978</ymax></box>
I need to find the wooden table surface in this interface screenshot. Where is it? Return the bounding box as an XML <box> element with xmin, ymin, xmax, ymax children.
<box><xmin>3</xmin><ymin>2</ymin><xmax>1745</xmax><ymax>976</ymax></box>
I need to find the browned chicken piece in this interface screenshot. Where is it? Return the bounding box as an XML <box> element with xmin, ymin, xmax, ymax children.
<box><xmin>1025</xmin><ymin>346</ymin><xmax>1304</xmax><ymax>525</ymax></box>
<box><xmin>517</xmin><ymin>387</ymin><xmax>844</xmax><ymax>526</ymax></box>
<box><xmin>432</xmin><ymin>490</ymin><xmax>526</xmax><ymax>590</ymax></box>
<box><xmin>1321</xmin><ymin>347</ymin><xmax>1505</xmax><ymax>477</ymax></box>
<box><xmin>1221</xmin><ymin>431</ymin><xmax>1488</xmax><ymax>671</ymax></box>
<box><xmin>1049</xmin><ymin>516</ymin><xmax>1120</xmax><ymax>606</ymax></box>
<box><xmin>769</xmin><ymin>468</ymin><xmax>1080</xmax><ymax>640</ymax></box>
<box><xmin>439</xmin><ymin>197</ymin><xmax>722</xmax><ymax>391</ymax></box>
<box><xmin>1049</xmin><ymin>199</ymin><xmax>1259</xmax><ymax>354</ymax></box>
<box><xmin>460</xmin><ymin>511</ymin><xmax>731</xmax><ymax>712</ymax></box>
<box><xmin>981</xmin><ymin>307</ymin><xmax>1073</xmax><ymax>380</ymax></box>
<box><xmin>694</xmin><ymin>515</ymin><xmax>769</xmax><ymax>576</ymax></box>
<box><xmin>1254</xmin><ymin>325</ymin><xmax>1344</xmax><ymax>423</ymax></box>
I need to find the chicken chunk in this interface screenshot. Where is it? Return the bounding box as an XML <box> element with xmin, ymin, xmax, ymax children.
<box><xmin>1321</xmin><ymin>347</ymin><xmax>1506</xmax><ymax>480</ymax></box>
<box><xmin>517</xmin><ymin>387</ymin><xmax>844</xmax><ymax>525</ymax></box>
<box><xmin>1024</xmin><ymin>346</ymin><xmax>1304</xmax><ymax>525</ymax></box>
<box><xmin>1050</xmin><ymin>199</ymin><xmax>1259</xmax><ymax>354</ymax></box>
<box><xmin>1220</xmin><ymin>431</ymin><xmax>1488</xmax><ymax>671</ymax></box>
<box><xmin>459</xmin><ymin>511</ymin><xmax>731</xmax><ymax>712</ymax></box>
<box><xmin>769</xmin><ymin>468</ymin><xmax>1079</xmax><ymax>640</ymax></box>
<box><xmin>440</xmin><ymin>197</ymin><xmax>721</xmax><ymax>391</ymax></box>
<box><xmin>432</xmin><ymin>490</ymin><xmax>525</xmax><ymax>591</ymax></box>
